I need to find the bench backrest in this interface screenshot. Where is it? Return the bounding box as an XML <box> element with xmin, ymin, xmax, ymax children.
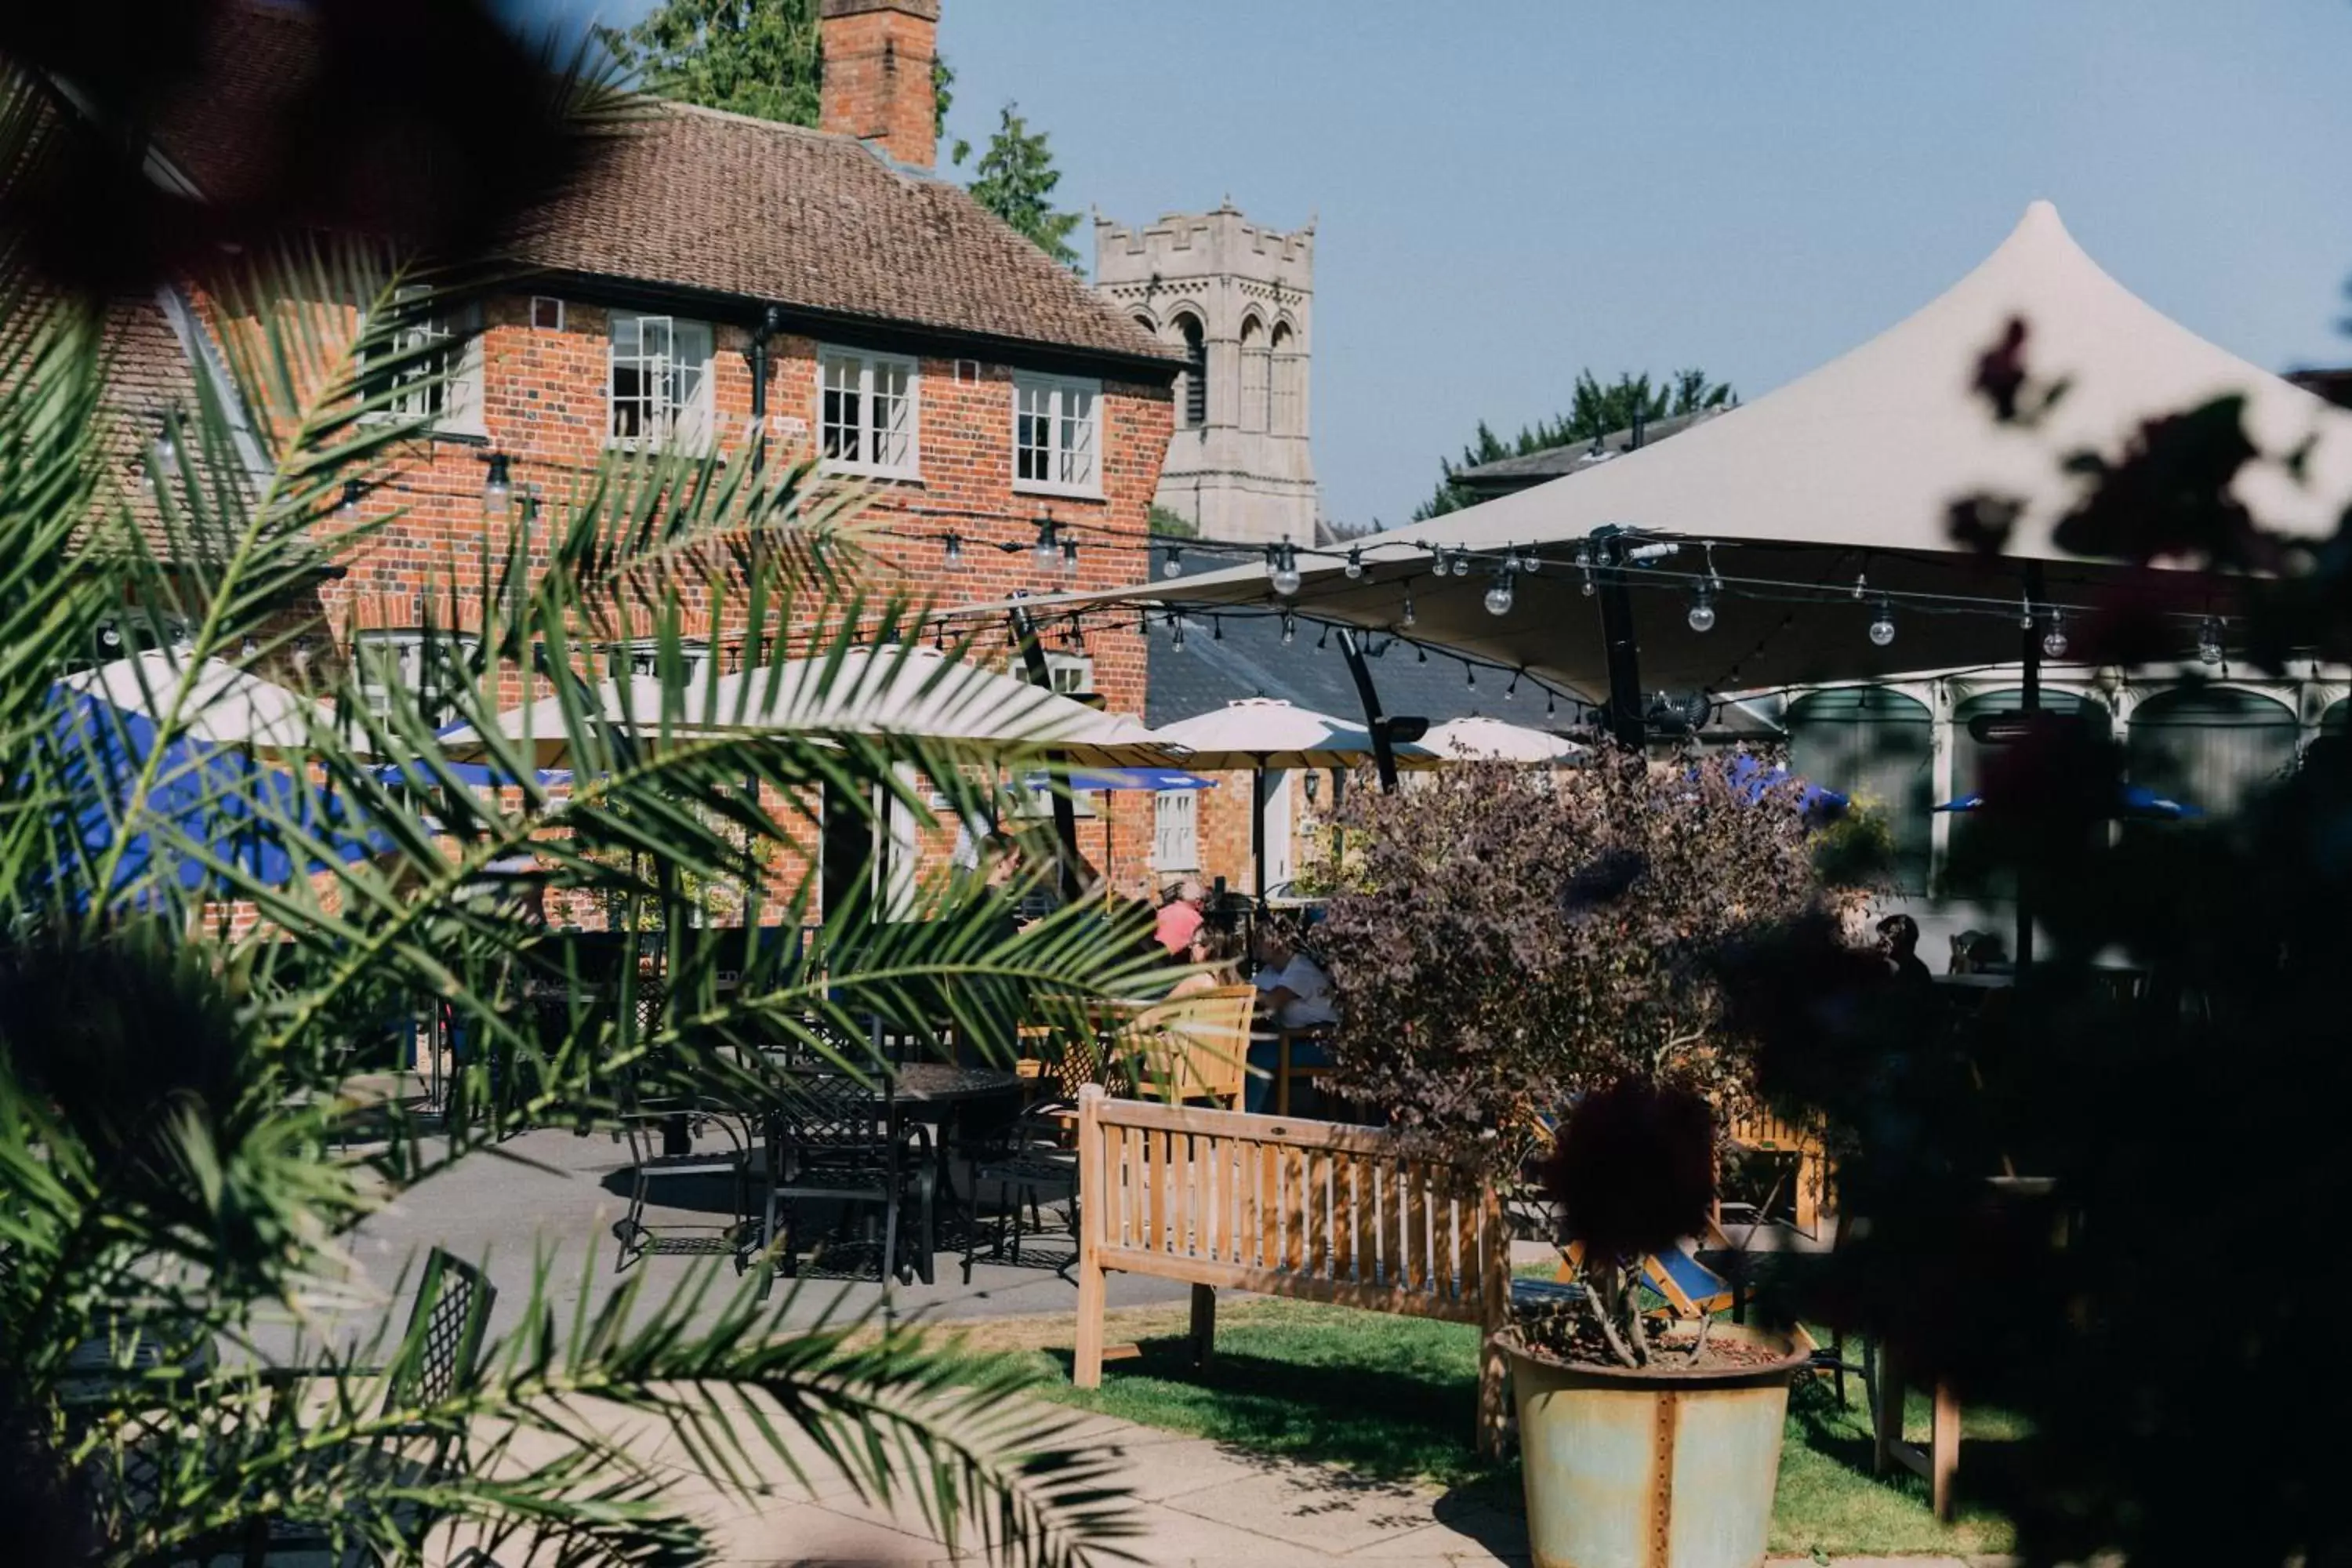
<box><xmin>1125</xmin><ymin>985</ymin><xmax>1256</xmax><ymax>1111</ymax></box>
<box><xmin>1075</xmin><ymin>1087</ymin><xmax>1505</xmax><ymax>1327</ymax></box>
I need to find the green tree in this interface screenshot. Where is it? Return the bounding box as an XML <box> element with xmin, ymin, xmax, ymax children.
<box><xmin>595</xmin><ymin>0</ymin><xmax>964</xmax><ymax>158</ymax></box>
<box><xmin>1413</xmin><ymin>366</ymin><xmax>1737</xmax><ymax>520</ymax></box>
<box><xmin>968</xmin><ymin>102</ymin><xmax>1083</xmax><ymax>267</ymax></box>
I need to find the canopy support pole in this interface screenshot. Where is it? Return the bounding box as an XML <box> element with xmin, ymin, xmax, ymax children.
<box><xmin>1252</xmin><ymin>765</ymin><xmax>1268</xmax><ymax>904</ymax></box>
<box><xmin>2016</xmin><ymin>563</ymin><xmax>2045</xmax><ymax>972</ymax></box>
<box><xmin>1337</xmin><ymin>629</ymin><xmax>1399</xmax><ymax>793</ymax></box>
<box><xmin>1009</xmin><ymin>604</ymin><xmax>1085</xmax><ymax>905</ymax></box>
<box><xmin>1591</xmin><ymin>526</ymin><xmax>1647</xmax><ymax>750</ymax></box>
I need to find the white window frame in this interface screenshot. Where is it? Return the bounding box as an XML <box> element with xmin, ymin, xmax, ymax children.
<box><xmin>360</xmin><ymin>289</ymin><xmax>485</xmax><ymax>437</ymax></box>
<box><xmin>1006</xmin><ymin>650</ymin><xmax>1095</xmax><ymax>696</ymax></box>
<box><xmin>607</xmin><ymin>313</ymin><xmax>716</xmax><ymax>451</ymax></box>
<box><xmin>816</xmin><ymin>347</ymin><xmax>922</xmax><ymax>480</ymax></box>
<box><xmin>353</xmin><ymin>630</ymin><xmax>482</xmax><ymax>722</ymax></box>
<box><xmin>1013</xmin><ymin>372</ymin><xmax>1103</xmax><ymax>498</ymax></box>
<box><xmin>1153</xmin><ymin>789</ymin><xmax>1200</xmax><ymax>873</ymax></box>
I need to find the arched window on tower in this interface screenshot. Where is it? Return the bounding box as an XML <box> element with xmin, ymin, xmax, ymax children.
<box><xmin>1239</xmin><ymin>316</ymin><xmax>1269</xmax><ymax>434</ymax></box>
<box><xmin>1269</xmin><ymin>321</ymin><xmax>1299</xmax><ymax>436</ymax></box>
<box><xmin>1173</xmin><ymin>313</ymin><xmax>1207</xmax><ymax>429</ymax></box>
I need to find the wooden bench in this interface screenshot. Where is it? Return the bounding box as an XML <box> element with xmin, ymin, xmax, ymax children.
<box><xmin>1071</xmin><ymin>1086</ymin><xmax>1512</xmax><ymax>1455</ymax></box>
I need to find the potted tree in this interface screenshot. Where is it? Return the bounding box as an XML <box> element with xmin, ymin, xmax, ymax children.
<box><xmin>1319</xmin><ymin>750</ymin><xmax>1831</xmax><ymax>1566</ymax></box>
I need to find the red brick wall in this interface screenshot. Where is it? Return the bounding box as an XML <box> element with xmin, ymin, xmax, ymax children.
<box><xmin>199</xmin><ymin>284</ymin><xmax>1172</xmax><ymax>913</ymax></box>
<box><xmin>818</xmin><ymin>0</ymin><xmax>941</xmax><ymax>169</ymax></box>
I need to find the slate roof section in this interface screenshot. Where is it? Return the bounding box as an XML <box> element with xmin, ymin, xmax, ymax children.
<box><xmin>1145</xmin><ymin>610</ymin><xmax>1570</xmax><ymax>732</ymax></box>
<box><xmin>1451</xmin><ymin>406</ymin><xmax>1726</xmax><ymax>496</ymax></box>
<box><xmin>151</xmin><ymin>4</ymin><xmax>1180</xmax><ymax>374</ymax></box>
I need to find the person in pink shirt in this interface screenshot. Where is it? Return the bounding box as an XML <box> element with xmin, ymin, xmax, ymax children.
<box><xmin>1153</xmin><ymin>879</ymin><xmax>1205</xmax><ymax>955</ymax></box>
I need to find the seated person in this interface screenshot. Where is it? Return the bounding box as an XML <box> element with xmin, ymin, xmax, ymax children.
<box><xmin>1168</xmin><ymin>924</ymin><xmax>1247</xmax><ymax>999</ymax></box>
<box><xmin>1247</xmin><ymin>916</ymin><xmax>1338</xmax><ymax>1112</ymax></box>
<box><xmin>1153</xmin><ymin>878</ymin><xmax>1206</xmax><ymax>955</ymax></box>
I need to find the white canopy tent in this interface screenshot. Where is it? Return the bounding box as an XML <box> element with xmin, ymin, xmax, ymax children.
<box><xmin>1011</xmin><ymin>202</ymin><xmax>2352</xmax><ymax>706</ymax></box>
<box><xmin>1421</xmin><ymin>716</ymin><xmax>1584</xmax><ymax>763</ymax></box>
<box><xmin>62</xmin><ymin>650</ymin><xmax>365</xmax><ymax>754</ymax></box>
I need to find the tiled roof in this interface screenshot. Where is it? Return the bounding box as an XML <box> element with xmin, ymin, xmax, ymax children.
<box><xmin>153</xmin><ymin>4</ymin><xmax>1179</xmax><ymax>372</ymax></box>
<box><xmin>1451</xmin><ymin>407</ymin><xmax>1726</xmax><ymax>495</ymax></box>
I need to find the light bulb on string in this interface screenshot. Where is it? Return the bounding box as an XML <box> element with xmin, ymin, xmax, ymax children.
<box><xmin>1545</xmin><ymin>691</ymin><xmax>1557</xmax><ymax>717</ymax></box>
<box><xmin>1464</xmin><ymin>663</ymin><xmax>1477</xmax><ymax>691</ymax></box>
<box><xmin>942</xmin><ymin>533</ymin><xmax>964</xmax><ymax>569</ymax></box>
<box><xmin>1281</xmin><ymin>612</ymin><xmax>1297</xmax><ymax>646</ymax></box>
<box><xmin>1212</xmin><ymin>616</ymin><xmax>1224</xmax><ymax>641</ymax></box>
<box><xmin>1031</xmin><ymin>517</ymin><xmax>1058</xmax><ymax>572</ymax></box>
<box><xmin>1161</xmin><ymin>543</ymin><xmax>1183</xmax><ymax>578</ymax></box>
<box><xmin>1868</xmin><ymin>600</ymin><xmax>1897</xmax><ymax>648</ymax></box>
<box><xmin>2020</xmin><ymin>595</ymin><xmax>2034</xmax><ymax>630</ymax></box>
<box><xmin>1483</xmin><ymin>571</ymin><xmax>1515</xmax><ymax>617</ymax></box>
<box><xmin>1451</xmin><ymin>547</ymin><xmax>1471</xmax><ymax>578</ymax></box>
<box><xmin>1852</xmin><ymin>572</ymin><xmax>1868</xmax><ymax>601</ymax></box>
<box><xmin>1269</xmin><ymin>541</ymin><xmax>1302</xmax><ymax>597</ymax></box>
<box><xmin>1416</xmin><ymin>644</ymin><xmax>1428</xmax><ymax>664</ymax></box>
<box><xmin>2198</xmin><ymin>618</ymin><xmax>2225</xmax><ymax>666</ymax></box>
<box><xmin>1345</xmin><ymin>546</ymin><xmax>1363</xmax><ymax>579</ymax></box>
<box><xmin>1504</xmin><ymin>671</ymin><xmax>1520</xmax><ymax>701</ymax></box>
<box><xmin>1060</xmin><ymin>536</ymin><xmax>1080</xmax><ymax>575</ymax></box>
<box><xmin>1315</xmin><ymin>623</ymin><xmax>1330</xmax><ymax>651</ymax></box>
<box><xmin>337</xmin><ymin>480</ymin><xmax>363</xmax><ymax>521</ymax></box>
<box><xmin>1686</xmin><ymin>590</ymin><xmax>1716</xmax><ymax>633</ymax></box>
<box><xmin>1401</xmin><ymin>590</ymin><xmax>1417</xmax><ymax>630</ymax></box>
<box><xmin>2041</xmin><ymin>612</ymin><xmax>2069</xmax><ymax>661</ymax></box>
<box><xmin>1170</xmin><ymin>613</ymin><xmax>1187</xmax><ymax>653</ymax></box>
<box><xmin>1702</xmin><ymin>542</ymin><xmax>1722</xmax><ymax>593</ymax></box>
<box><xmin>1576</xmin><ymin>551</ymin><xmax>1596</xmax><ymax>597</ymax></box>
<box><xmin>481</xmin><ymin>452</ymin><xmax>512</xmax><ymax>517</ymax></box>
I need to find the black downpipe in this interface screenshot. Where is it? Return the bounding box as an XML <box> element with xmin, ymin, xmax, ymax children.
<box><xmin>1009</xmin><ymin>603</ymin><xmax>1085</xmax><ymax>904</ymax></box>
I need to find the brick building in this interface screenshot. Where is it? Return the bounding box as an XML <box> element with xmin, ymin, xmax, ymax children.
<box><xmin>65</xmin><ymin>0</ymin><xmax>1183</xmax><ymax>907</ymax></box>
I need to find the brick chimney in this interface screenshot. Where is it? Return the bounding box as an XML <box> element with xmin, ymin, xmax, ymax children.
<box><xmin>819</xmin><ymin>0</ymin><xmax>940</xmax><ymax>170</ymax></box>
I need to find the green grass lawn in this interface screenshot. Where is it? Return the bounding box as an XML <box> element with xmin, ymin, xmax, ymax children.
<box><xmin>937</xmin><ymin>1297</ymin><xmax>2024</xmax><ymax>1559</ymax></box>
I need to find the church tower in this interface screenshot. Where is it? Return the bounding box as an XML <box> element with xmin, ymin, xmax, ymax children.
<box><xmin>1094</xmin><ymin>203</ymin><xmax>1318</xmax><ymax>546</ymax></box>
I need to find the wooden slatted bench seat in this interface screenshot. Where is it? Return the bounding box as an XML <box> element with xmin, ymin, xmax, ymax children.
<box><xmin>1070</xmin><ymin>1086</ymin><xmax>1513</xmax><ymax>1454</ymax></box>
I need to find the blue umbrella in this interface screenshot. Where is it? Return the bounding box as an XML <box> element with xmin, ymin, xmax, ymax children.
<box><xmin>1933</xmin><ymin>783</ymin><xmax>2201</xmax><ymax>821</ymax></box>
<box><xmin>1719</xmin><ymin>753</ymin><xmax>1850</xmax><ymax>824</ymax></box>
<box><xmin>47</xmin><ymin>687</ymin><xmax>387</xmax><ymax>894</ymax></box>
<box><xmin>1020</xmin><ymin>766</ymin><xmax>1218</xmax><ymax>793</ymax></box>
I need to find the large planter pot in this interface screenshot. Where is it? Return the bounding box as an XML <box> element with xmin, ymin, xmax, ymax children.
<box><xmin>1498</xmin><ymin>1322</ymin><xmax>1813</xmax><ymax>1568</ymax></box>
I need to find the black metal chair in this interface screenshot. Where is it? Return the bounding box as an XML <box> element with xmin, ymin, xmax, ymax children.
<box><xmin>959</xmin><ymin>1015</ymin><xmax>1129</xmax><ymax>1283</ymax></box>
<box><xmin>757</xmin><ymin>1068</ymin><xmax>934</xmax><ymax>1294</ymax></box>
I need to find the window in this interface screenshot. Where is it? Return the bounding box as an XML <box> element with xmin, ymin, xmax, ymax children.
<box><xmin>531</xmin><ymin>296</ymin><xmax>565</xmax><ymax>331</ymax></box>
<box><xmin>353</xmin><ymin>630</ymin><xmax>481</xmax><ymax>723</ymax></box>
<box><xmin>1153</xmin><ymin>789</ymin><xmax>1200</xmax><ymax>872</ymax></box>
<box><xmin>605</xmin><ymin>637</ymin><xmax>712</xmax><ymax>691</ymax></box>
<box><xmin>1238</xmin><ymin>317</ymin><xmax>1269</xmax><ymax>434</ymax></box>
<box><xmin>359</xmin><ymin>290</ymin><xmax>484</xmax><ymax>434</ymax></box>
<box><xmin>1174</xmin><ymin>314</ymin><xmax>1207</xmax><ymax>428</ymax></box>
<box><xmin>1014</xmin><ymin>374</ymin><xmax>1102</xmax><ymax>495</ymax></box>
<box><xmin>608</xmin><ymin>314</ymin><xmax>715</xmax><ymax>448</ymax></box>
<box><xmin>1006</xmin><ymin>651</ymin><xmax>1094</xmax><ymax>695</ymax></box>
<box><xmin>1270</xmin><ymin>321</ymin><xmax>1300</xmax><ymax>437</ymax></box>
<box><xmin>818</xmin><ymin>349</ymin><xmax>920</xmax><ymax>477</ymax></box>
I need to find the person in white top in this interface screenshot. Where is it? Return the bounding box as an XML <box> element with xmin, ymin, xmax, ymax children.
<box><xmin>1254</xmin><ymin>920</ymin><xmax>1338</xmax><ymax>1030</ymax></box>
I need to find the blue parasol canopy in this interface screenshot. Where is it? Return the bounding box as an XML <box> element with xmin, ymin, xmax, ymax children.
<box><xmin>46</xmin><ymin>688</ymin><xmax>387</xmax><ymax>893</ymax></box>
<box><xmin>1020</xmin><ymin>767</ymin><xmax>1218</xmax><ymax>793</ymax></box>
<box><xmin>1719</xmin><ymin>753</ymin><xmax>1850</xmax><ymax>825</ymax></box>
<box><xmin>1933</xmin><ymin>783</ymin><xmax>2201</xmax><ymax>820</ymax></box>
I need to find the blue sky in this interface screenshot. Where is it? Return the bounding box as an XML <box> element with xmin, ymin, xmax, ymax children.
<box><xmin>522</xmin><ymin>1</ymin><xmax>2352</xmax><ymax>533</ymax></box>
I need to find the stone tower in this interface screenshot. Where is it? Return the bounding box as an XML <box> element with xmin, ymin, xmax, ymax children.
<box><xmin>1094</xmin><ymin>203</ymin><xmax>1318</xmax><ymax>546</ymax></box>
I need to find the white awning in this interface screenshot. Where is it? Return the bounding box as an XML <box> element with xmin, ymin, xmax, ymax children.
<box><xmin>61</xmin><ymin>650</ymin><xmax>363</xmax><ymax>754</ymax></box>
<box><xmin>1149</xmin><ymin>697</ymin><xmax>1439</xmax><ymax>771</ymax></box>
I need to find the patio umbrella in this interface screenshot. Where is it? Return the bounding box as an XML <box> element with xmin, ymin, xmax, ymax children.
<box><xmin>45</xmin><ymin>688</ymin><xmax>386</xmax><ymax>895</ymax></box>
<box><xmin>1421</xmin><ymin>716</ymin><xmax>1583</xmax><ymax>763</ymax></box>
<box><xmin>1150</xmin><ymin>699</ymin><xmax>1437</xmax><ymax>897</ymax></box>
<box><xmin>60</xmin><ymin>649</ymin><xmax>367</xmax><ymax>755</ymax></box>
<box><xmin>1014</xmin><ymin>768</ymin><xmax>1218</xmax><ymax>889</ymax></box>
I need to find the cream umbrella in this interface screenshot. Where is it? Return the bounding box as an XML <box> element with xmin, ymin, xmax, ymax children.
<box><xmin>1151</xmin><ymin>698</ymin><xmax>1437</xmax><ymax>895</ymax></box>
<box><xmin>62</xmin><ymin>649</ymin><xmax>363</xmax><ymax>754</ymax></box>
<box><xmin>1421</xmin><ymin>715</ymin><xmax>1584</xmax><ymax>763</ymax></box>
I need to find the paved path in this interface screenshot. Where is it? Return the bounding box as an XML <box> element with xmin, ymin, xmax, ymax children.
<box><xmin>446</xmin><ymin>1395</ymin><xmax>1979</xmax><ymax>1567</ymax></box>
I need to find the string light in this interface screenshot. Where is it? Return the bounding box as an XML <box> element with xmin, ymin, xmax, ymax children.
<box><xmin>1316</xmin><ymin>623</ymin><xmax>1330</xmax><ymax>651</ymax></box>
<box><xmin>1702</xmin><ymin>542</ymin><xmax>1722</xmax><ymax>593</ymax></box>
<box><xmin>1451</xmin><ymin>546</ymin><xmax>1472</xmax><ymax>578</ymax></box>
<box><xmin>1416</xmin><ymin>645</ymin><xmax>1428</xmax><ymax>664</ymax></box>
<box><xmin>943</xmin><ymin>533</ymin><xmax>963</xmax><ymax>568</ymax></box>
<box><xmin>2019</xmin><ymin>594</ymin><xmax>2034</xmax><ymax>630</ymax></box>
<box><xmin>1545</xmin><ymin>691</ymin><xmax>1557</xmax><ymax>717</ymax></box>
<box><xmin>1031</xmin><ymin>517</ymin><xmax>1058</xmax><ymax>572</ymax></box>
<box><xmin>1852</xmin><ymin>572</ymin><xmax>1868</xmax><ymax>601</ymax></box>
<box><xmin>150</xmin><ymin>416</ymin><xmax>177</xmax><ymax>473</ymax></box>
<box><xmin>2041</xmin><ymin>611</ymin><xmax>2068</xmax><ymax>661</ymax></box>
<box><xmin>1686</xmin><ymin>590</ymin><xmax>1717</xmax><ymax>633</ymax></box>
<box><xmin>337</xmin><ymin>480</ymin><xmax>363</xmax><ymax>521</ymax></box>
<box><xmin>1504</xmin><ymin>670</ymin><xmax>1520</xmax><ymax>701</ymax></box>
<box><xmin>1060</xmin><ymin>535</ymin><xmax>1080</xmax><ymax>575</ymax></box>
<box><xmin>1170</xmin><ymin>612</ymin><xmax>1187</xmax><ymax>652</ymax></box>
<box><xmin>1161</xmin><ymin>543</ymin><xmax>1183</xmax><ymax>578</ymax></box>
<box><xmin>1401</xmin><ymin>590</ymin><xmax>1417</xmax><ymax>630</ymax></box>
<box><xmin>1281</xmin><ymin>611</ymin><xmax>1297</xmax><ymax>646</ymax></box>
<box><xmin>1212</xmin><ymin>615</ymin><xmax>1224</xmax><ymax>641</ymax></box>
<box><xmin>1868</xmin><ymin>599</ymin><xmax>1897</xmax><ymax>648</ymax></box>
<box><xmin>1464</xmin><ymin>663</ymin><xmax>1477</xmax><ymax>691</ymax></box>
<box><xmin>1344</xmin><ymin>546</ymin><xmax>1363</xmax><ymax>579</ymax></box>
<box><xmin>2198</xmin><ymin>617</ymin><xmax>2225</xmax><ymax>666</ymax></box>
<box><xmin>481</xmin><ymin>452</ymin><xmax>512</xmax><ymax>517</ymax></box>
<box><xmin>1483</xmin><ymin>568</ymin><xmax>1515</xmax><ymax>617</ymax></box>
<box><xmin>1269</xmin><ymin>539</ymin><xmax>1302</xmax><ymax>597</ymax></box>
<box><xmin>1577</xmin><ymin>550</ymin><xmax>1596</xmax><ymax>597</ymax></box>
